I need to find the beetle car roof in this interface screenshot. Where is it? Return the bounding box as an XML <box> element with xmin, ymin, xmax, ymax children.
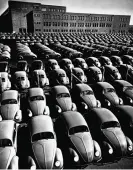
<box><xmin>0</xmin><ymin>120</ymin><xmax>15</xmax><ymax>141</ymax></box>
<box><xmin>28</xmin><ymin>87</ymin><xmax>44</xmax><ymax>97</ymax></box>
<box><xmin>2</xmin><ymin>90</ymin><xmax>18</xmax><ymax>100</ymax></box>
<box><xmin>114</xmin><ymin>80</ymin><xmax>132</xmax><ymax>87</ymax></box>
<box><xmin>116</xmin><ymin>105</ymin><xmax>133</xmax><ymax>120</ymax></box>
<box><xmin>96</xmin><ymin>82</ymin><xmax>114</xmax><ymax>89</ymax></box>
<box><xmin>30</xmin><ymin>115</ymin><xmax>54</xmax><ymax>135</ymax></box>
<box><xmin>62</xmin><ymin>111</ymin><xmax>88</xmax><ymax>129</ymax></box>
<box><xmin>88</xmin><ymin>66</ymin><xmax>101</xmax><ymax>72</ymax></box>
<box><xmin>14</xmin><ymin>71</ymin><xmax>27</xmax><ymax>76</ymax></box>
<box><xmin>33</xmin><ymin>69</ymin><xmax>46</xmax><ymax>74</ymax></box>
<box><xmin>0</xmin><ymin>72</ymin><xmax>8</xmax><ymax>77</ymax></box>
<box><xmin>90</xmin><ymin>108</ymin><xmax>119</xmax><ymax>124</ymax></box>
<box><xmin>74</xmin><ymin>83</ymin><xmax>93</xmax><ymax>92</ymax></box>
<box><xmin>52</xmin><ymin>85</ymin><xmax>69</xmax><ymax>94</ymax></box>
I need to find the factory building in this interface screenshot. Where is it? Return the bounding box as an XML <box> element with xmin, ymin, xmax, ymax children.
<box><xmin>0</xmin><ymin>0</ymin><xmax>131</xmax><ymax>34</ymax></box>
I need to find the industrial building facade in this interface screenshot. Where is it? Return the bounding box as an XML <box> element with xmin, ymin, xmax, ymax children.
<box><xmin>0</xmin><ymin>0</ymin><xmax>131</xmax><ymax>34</ymax></box>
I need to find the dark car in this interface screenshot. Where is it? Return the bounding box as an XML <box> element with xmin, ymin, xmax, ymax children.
<box><xmin>0</xmin><ymin>61</ymin><xmax>9</xmax><ymax>73</ymax></box>
<box><xmin>55</xmin><ymin>111</ymin><xmax>102</xmax><ymax>167</ymax></box>
<box><xmin>85</xmin><ymin>66</ymin><xmax>103</xmax><ymax>84</ymax></box>
<box><xmin>110</xmin><ymin>56</ymin><xmax>123</xmax><ymax>66</ymax></box>
<box><xmin>72</xmin><ymin>58</ymin><xmax>88</xmax><ymax>70</ymax></box>
<box><xmin>72</xmin><ymin>67</ymin><xmax>87</xmax><ymax>84</ymax></box>
<box><xmin>17</xmin><ymin>60</ymin><xmax>29</xmax><ymax>72</ymax></box>
<box><xmin>30</xmin><ymin>60</ymin><xmax>44</xmax><ymax>72</ymax></box>
<box><xmin>71</xmin><ymin>83</ymin><xmax>101</xmax><ymax>112</ymax></box>
<box><xmin>98</xmin><ymin>56</ymin><xmax>112</xmax><ymax>66</ymax></box>
<box><xmin>59</xmin><ymin>58</ymin><xmax>74</xmax><ymax>73</ymax></box>
<box><xmin>121</xmin><ymin>55</ymin><xmax>133</xmax><ymax>67</ymax></box>
<box><xmin>86</xmin><ymin>57</ymin><xmax>101</xmax><ymax>68</ymax></box>
<box><xmin>104</xmin><ymin>65</ymin><xmax>122</xmax><ymax>83</ymax></box>
<box><xmin>113</xmin><ymin>80</ymin><xmax>133</xmax><ymax>105</ymax></box>
<box><xmin>92</xmin><ymin>82</ymin><xmax>123</xmax><ymax>108</ymax></box>
<box><xmin>49</xmin><ymin>68</ymin><xmax>69</xmax><ymax>86</ymax></box>
<box><xmin>84</xmin><ymin>107</ymin><xmax>132</xmax><ymax>159</ymax></box>
<box><xmin>117</xmin><ymin>64</ymin><xmax>133</xmax><ymax>84</ymax></box>
<box><xmin>113</xmin><ymin>105</ymin><xmax>133</xmax><ymax>153</ymax></box>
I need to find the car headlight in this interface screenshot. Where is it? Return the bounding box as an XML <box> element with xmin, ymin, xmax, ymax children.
<box><xmin>72</xmin><ymin>103</ymin><xmax>76</xmax><ymax>111</ymax></box>
<box><xmin>29</xmin><ymin>112</ymin><xmax>32</xmax><ymax>117</ymax></box>
<box><xmin>127</xmin><ymin>97</ymin><xmax>133</xmax><ymax>104</ymax></box>
<box><xmin>119</xmin><ymin>98</ymin><xmax>123</xmax><ymax>105</ymax></box>
<box><xmin>81</xmin><ymin>102</ymin><xmax>88</xmax><ymax>110</ymax></box>
<box><xmin>128</xmin><ymin>145</ymin><xmax>133</xmax><ymax>151</ymax></box>
<box><xmin>55</xmin><ymin>160</ymin><xmax>60</xmax><ymax>167</ymax></box>
<box><xmin>97</xmin><ymin>100</ymin><xmax>101</xmax><ymax>107</ymax></box>
<box><xmin>74</xmin><ymin>155</ymin><xmax>79</xmax><ymax>162</ymax></box>
<box><xmin>15</xmin><ymin>115</ymin><xmax>19</xmax><ymax>120</ymax></box>
<box><xmin>56</xmin><ymin>106</ymin><xmax>62</xmax><ymax>113</ymax></box>
<box><xmin>109</xmin><ymin>148</ymin><xmax>113</xmax><ymax>154</ymax></box>
<box><xmin>95</xmin><ymin>151</ymin><xmax>100</xmax><ymax>157</ymax></box>
<box><xmin>105</xmin><ymin>100</ymin><xmax>111</xmax><ymax>106</ymax></box>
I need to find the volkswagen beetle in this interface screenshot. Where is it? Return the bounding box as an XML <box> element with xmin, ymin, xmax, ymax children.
<box><xmin>31</xmin><ymin>69</ymin><xmax>49</xmax><ymax>87</ymax></box>
<box><xmin>0</xmin><ymin>90</ymin><xmax>22</xmax><ymax>122</ymax></box>
<box><xmin>85</xmin><ymin>66</ymin><xmax>103</xmax><ymax>84</ymax></box>
<box><xmin>46</xmin><ymin>59</ymin><xmax>60</xmax><ymax>73</ymax></box>
<box><xmin>27</xmin><ymin>87</ymin><xmax>50</xmax><ymax>117</ymax></box>
<box><xmin>92</xmin><ymin>82</ymin><xmax>123</xmax><ymax>108</ymax></box>
<box><xmin>104</xmin><ymin>65</ymin><xmax>122</xmax><ymax>83</ymax></box>
<box><xmin>59</xmin><ymin>58</ymin><xmax>74</xmax><ymax>72</ymax></box>
<box><xmin>72</xmin><ymin>67</ymin><xmax>87</xmax><ymax>84</ymax></box>
<box><xmin>50</xmin><ymin>85</ymin><xmax>77</xmax><ymax>117</ymax></box>
<box><xmin>110</xmin><ymin>56</ymin><xmax>123</xmax><ymax>66</ymax></box>
<box><xmin>86</xmin><ymin>57</ymin><xmax>101</xmax><ymax>68</ymax></box>
<box><xmin>71</xmin><ymin>83</ymin><xmax>101</xmax><ymax>113</ymax></box>
<box><xmin>30</xmin><ymin>60</ymin><xmax>44</xmax><ymax>72</ymax></box>
<box><xmin>72</xmin><ymin>58</ymin><xmax>88</xmax><ymax>70</ymax></box>
<box><xmin>113</xmin><ymin>80</ymin><xmax>133</xmax><ymax>105</ymax></box>
<box><xmin>28</xmin><ymin>115</ymin><xmax>64</xmax><ymax>169</ymax></box>
<box><xmin>84</xmin><ymin>107</ymin><xmax>132</xmax><ymax>159</ymax></box>
<box><xmin>98</xmin><ymin>56</ymin><xmax>112</xmax><ymax>66</ymax></box>
<box><xmin>55</xmin><ymin>111</ymin><xmax>102</xmax><ymax>167</ymax></box>
<box><xmin>13</xmin><ymin>71</ymin><xmax>30</xmax><ymax>90</ymax></box>
<box><xmin>121</xmin><ymin>55</ymin><xmax>133</xmax><ymax>67</ymax></box>
<box><xmin>17</xmin><ymin>60</ymin><xmax>29</xmax><ymax>72</ymax></box>
<box><xmin>0</xmin><ymin>72</ymin><xmax>11</xmax><ymax>92</ymax></box>
<box><xmin>49</xmin><ymin>68</ymin><xmax>69</xmax><ymax>86</ymax></box>
<box><xmin>0</xmin><ymin>120</ymin><xmax>19</xmax><ymax>169</ymax></box>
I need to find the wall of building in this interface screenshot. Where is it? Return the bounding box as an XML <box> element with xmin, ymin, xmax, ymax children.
<box><xmin>0</xmin><ymin>0</ymin><xmax>131</xmax><ymax>34</ymax></box>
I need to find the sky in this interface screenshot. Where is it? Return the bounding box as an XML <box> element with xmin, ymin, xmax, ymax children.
<box><xmin>0</xmin><ymin>0</ymin><xmax>133</xmax><ymax>25</ymax></box>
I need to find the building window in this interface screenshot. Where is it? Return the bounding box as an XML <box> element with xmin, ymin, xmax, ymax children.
<box><xmin>42</xmin><ymin>8</ymin><xmax>46</xmax><ymax>11</ymax></box>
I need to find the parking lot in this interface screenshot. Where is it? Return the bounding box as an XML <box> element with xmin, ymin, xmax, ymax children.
<box><xmin>0</xmin><ymin>32</ymin><xmax>133</xmax><ymax>169</ymax></box>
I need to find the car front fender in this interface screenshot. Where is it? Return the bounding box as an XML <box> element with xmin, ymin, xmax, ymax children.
<box><xmin>93</xmin><ymin>140</ymin><xmax>102</xmax><ymax>162</ymax></box>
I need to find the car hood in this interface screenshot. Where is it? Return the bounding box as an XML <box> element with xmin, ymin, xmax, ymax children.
<box><xmin>57</xmin><ymin>77</ymin><xmax>68</xmax><ymax>85</ymax></box>
<box><xmin>29</xmin><ymin>101</ymin><xmax>46</xmax><ymax>116</ymax></box>
<box><xmin>70</xmin><ymin>132</ymin><xmax>94</xmax><ymax>163</ymax></box>
<box><xmin>0</xmin><ymin>82</ymin><xmax>7</xmax><ymax>92</ymax></box>
<box><xmin>32</xmin><ymin>139</ymin><xmax>56</xmax><ymax>169</ymax></box>
<box><xmin>104</xmin><ymin>93</ymin><xmax>120</xmax><ymax>105</ymax></box>
<box><xmin>81</xmin><ymin>95</ymin><xmax>97</xmax><ymax>108</ymax></box>
<box><xmin>124</xmin><ymin>89</ymin><xmax>133</xmax><ymax>99</ymax></box>
<box><xmin>102</xmin><ymin>128</ymin><xmax>127</xmax><ymax>156</ymax></box>
<box><xmin>0</xmin><ymin>104</ymin><xmax>19</xmax><ymax>120</ymax></box>
<box><xmin>57</xmin><ymin>98</ymin><xmax>72</xmax><ymax>111</ymax></box>
<box><xmin>0</xmin><ymin>147</ymin><xmax>15</xmax><ymax>169</ymax></box>
<box><xmin>16</xmin><ymin>80</ymin><xmax>26</xmax><ymax>88</ymax></box>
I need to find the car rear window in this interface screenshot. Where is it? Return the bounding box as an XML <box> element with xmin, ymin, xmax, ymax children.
<box><xmin>123</xmin><ymin>86</ymin><xmax>133</xmax><ymax>91</ymax></box>
<box><xmin>0</xmin><ymin>139</ymin><xmax>12</xmax><ymax>147</ymax></box>
<box><xmin>57</xmin><ymin>93</ymin><xmax>70</xmax><ymax>98</ymax></box>
<box><xmin>69</xmin><ymin>125</ymin><xmax>89</xmax><ymax>135</ymax></box>
<box><xmin>81</xmin><ymin>90</ymin><xmax>94</xmax><ymax>96</ymax></box>
<box><xmin>104</xmin><ymin>88</ymin><xmax>115</xmax><ymax>93</ymax></box>
<box><xmin>32</xmin><ymin>132</ymin><xmax>54</xmax><ymax>142</ymax></box>
<box><xmin>1</xmin><ymin>99</ymin><xmax>17</xmax><ymax>105</ymax></box>
<box><xmin>101</xmin><ymin>121</ymin><xmax>120</xmax><ymax>129</ymax></box>
<box><xmin>30</xmin><ymin>95</ymin><xmax>44</xmax><ymax>101</ymax></box>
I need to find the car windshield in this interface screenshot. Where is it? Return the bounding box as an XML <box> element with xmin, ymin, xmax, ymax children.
<box><xmin>57</xmin><ymin>93</ymin><xmax>70</xmax><ymax>98</ymax></box>
<box><xmin>58</xmin><ymin>73</ymin><xmax>65</xmax><ymax>77</ymax></box>
<box><xmin>76</xmin><ymin>72</ymin><xmax>83</xmax><ymax>76</ymax></box>
<box><xmin>104</xmin><ymin>88</ymin><xmax>115</xmax><ymax>93</ymax></box>
<box><xmin>101</xmin><ymin>121</ymin><xmax>120</xmax><ymax>129</ymax></box>
<box><xmin>33</xmin><ymin>62</ymin><xmax>42</xmax><ymax>69</ymax></box>
<box><xmin>0</xmin><ymin>139</ymin><xmax>12</xmax><ymax>147</ymax></box>
<box><xmin>30</xmin><ymin>95</ymin><xmax>44</xmax><ymax>101</ymax></box>
<box><xmin>32</xmin><ymin>132</ymin><xmax>54</xmax><ymax>142</ymax></box>
<box><xmin>17</xmin><ymin>62</ymin><xmax>26</xmax><ymax>69</ymax></box>
<box><xmin>81</xmin><ymin>90</ymin><xmax>94</xmax><ymax>96</ymax></box>
<box><xmin>69</xmin><ymin>125</ymin><xmax>89</xmax><ymax>135</ymax></box>
<box><xmin>1</xmin><ymin>78</ymin><xmax>5</xmax><ymax>82</ymax></box>
<box><xmin>1</xmin><ymin>99</ymin><xmax>17</xmax><ymax>105</ymax></box>
<box><xmin>123</xmin><ymin>86</ymin><xmax>133</xmax><ymax>91</ymax></box>
<box><xmin>17</xmin><ymin>77</ymin><xmax>25</xmax><ymax>81</ymax></box>
<box><xmin>0</xmin><ymin>63</ymin><xmax>8</xmax><ymax>72</ymax></box>
<box><xmin>39</xmin><ymin>74</ymin><xmax>45</xmax><ymax>78</ymax></box>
